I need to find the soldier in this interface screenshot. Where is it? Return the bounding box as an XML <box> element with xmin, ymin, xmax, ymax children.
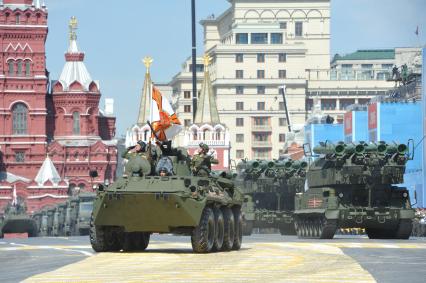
<box><xmin>190</xmin><ymin>143</ymin><xmax>219</xmax><ymax>177</ymax></box>
<box><xmin>122</xmin><ymin>140</ymin><xmax>147</xmax><ymax>160</ymax></box>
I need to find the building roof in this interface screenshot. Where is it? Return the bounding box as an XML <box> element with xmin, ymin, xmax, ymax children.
<box><xmin>2</xmin><ymin>0</ymin><xmax>45</xmax><ymax>10</ymax></box>
<box><xmin>0</xmin><ymin>171</ymin><xmax>30</xmax><ymax>183</ymax></box>
<box><xmin>194</xmin><ymin>60</ymin><xmax>221</xmax><ymax>125</ymax></box>
<box><xmin>137</xmin><ymin>71</ymin><xmax>152</xmax><ymax>126</ymax></box>
<box><xmin>34</xmin><ymin>155</ymin><xmax>62</xmax><ymax>186</ymax></box>
<box><xmin>332</xmin><ymin>49</ymin><xmax>395</xmax><ymax>63</ymax></box>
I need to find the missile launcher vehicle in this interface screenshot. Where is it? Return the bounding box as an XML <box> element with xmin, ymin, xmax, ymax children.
<box><xmin>235</xmin><ymin>158</ymin><xmax>307</xmax><ymax>235</ymax></box>
<box><xmin>294</xmin><ymin>141</ymin><xmax>415</xmax><ymax>239</ymax></box>
<box><xmin>89</xmin><ymin>145</ymin><xmax>244</xmax><ymax>253</ymax></box>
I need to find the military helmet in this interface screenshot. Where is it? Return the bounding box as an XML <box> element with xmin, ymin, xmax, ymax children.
<box><xmin>199</xmin><ymin>143</ymin><xmax>209</xmax><ymax>151</ymax></box>
<box><xmin>137</xmin><ymin>140</ymin><xmax>147</xmax><ymax>151</ymax></box>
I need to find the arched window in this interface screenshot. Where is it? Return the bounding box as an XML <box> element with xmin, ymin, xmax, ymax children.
<box><xmin>12</xmin><ymin>103</ymin><xmax>28</xmax><ymax>135</ymax></box>
<box><xmin>17</xmin><ymin>60</ymin><xmax>22</xmax><ymax>76</ymax></box>
<box><xmin>215</xmin><ymin>129</ymin><xmax>222</xmax><ymax>140</ymax></box>
<box><xmin>8</xmin><ymin>61</ymin><xmax>14</xmax><ymax>76</ymax></box>
<box><xmin>16</xmin><ymin>14</ymin><xmax>20</xmax><ymax>24</ymax></box>
<box><xmin>144</xmin><ymin>130</ymin><xmax>149</xmax><ymax>141</ymax></box>
<box><xmin>192</xmin><ymin>129</ymin><xmax>198</xmax><ymax>141</ymax></box>
<box><xmin>73</xmin><ymin>111</ymin><xmax>80</xmax><ymax>135</ymax></box>
<box><xmin>25</xmin><ymin>61</ymin><xmax>31</xmax><ymax>77</ymax></box>
<box><xmin>203</xmin><ymin>129</ymin><xmax>210</xmax><ymax>140</ymax></box>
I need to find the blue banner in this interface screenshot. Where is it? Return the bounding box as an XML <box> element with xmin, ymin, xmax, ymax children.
<box><xmin>422</xmin><ymin>48</ymin><xmax>426</xmax><ymax>207</ymax></box>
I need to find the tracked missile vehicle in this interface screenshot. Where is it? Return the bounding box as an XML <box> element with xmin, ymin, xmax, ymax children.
<box><xmin>90</xmin><ymin>145</ymin><xmax>244</xmax><ymax>253</ymax></box>
<box><xmin>235</xmin><ymin>159</ymin><xmax>307</xmax><ymax>235</ymax></box>
<box><xmin>294</xmin><ymin>141</ymin><xmax>415</xmax><ymax>239</ymax></box>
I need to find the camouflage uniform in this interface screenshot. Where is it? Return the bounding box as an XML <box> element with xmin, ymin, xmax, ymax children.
<box><xmin>190</xmin><ymin>143</ymin><xmax>219</xmax><ymax>177</ymax></box>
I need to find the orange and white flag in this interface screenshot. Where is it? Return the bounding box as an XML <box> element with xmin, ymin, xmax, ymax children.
<box><xmin>150</xmin><ymin>86</ymin><xmax>182</xmax><ymax>141</ymax></box>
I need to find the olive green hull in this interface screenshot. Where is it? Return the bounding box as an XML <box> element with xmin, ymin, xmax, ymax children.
<box><xmin>1</xmin><ymin>216</ymin><xmax>38</xmax><ymax>236</ymax></box>
<box><xmin>93</xmin><ymin>193</ymin><xmax>206</xmax><ymax>233</ymax></box>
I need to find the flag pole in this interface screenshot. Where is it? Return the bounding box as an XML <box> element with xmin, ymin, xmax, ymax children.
<box><xmin>191</xmin><ymin>0</ymin><xmax>198</xmax><ymax>121</ymax></box>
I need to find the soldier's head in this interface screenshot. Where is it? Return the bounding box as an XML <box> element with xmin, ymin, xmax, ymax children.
<box><xmin>199</xmin><ymin>143</ymin><xmax>209</xmax><ymax>154</ymax></box>
<box><xmin>159</xmin><ymin>167</ymin><xmax>169</xmax><ymax>176</ymax></box>
<box><xmin>135</xmin><ymin>140</ymin><xmax>147</xmax><ymax>152</ymax></box>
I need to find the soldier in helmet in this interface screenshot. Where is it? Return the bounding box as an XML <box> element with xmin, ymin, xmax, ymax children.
<box><xmin>122</xmin><ymin>140</ymin><xmax>148</xmax><ymax>160</ymax></box>
<box><xmin>190</xmin><ymin>143</ymin><xmax>219</xmax><ymax>177</ymax></box>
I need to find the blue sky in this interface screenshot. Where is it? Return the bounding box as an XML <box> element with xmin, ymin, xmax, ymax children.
<box><xmin>44</xmin><ymin>0</ymin><xmax>426</xmax><ymax>137</ymax></box>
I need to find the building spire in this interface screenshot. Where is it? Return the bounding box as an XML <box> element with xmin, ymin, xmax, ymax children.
<box><xmin>137</xmin><ymin>57</ymin><xmax>153</xmax><ymax>125</ymax></box>
<box><xmin>194</xmin><ymin>54</ymin><xmax>220</xmax><ymax>125</ymax></box>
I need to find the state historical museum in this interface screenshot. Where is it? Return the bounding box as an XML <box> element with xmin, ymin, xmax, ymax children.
<box><xmin>0</xmin><ymin>0</ymin><xmax>117</xmax><ymax>214</ymax></box>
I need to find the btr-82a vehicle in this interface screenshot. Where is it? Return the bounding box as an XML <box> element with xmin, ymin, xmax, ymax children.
<box><xmin>89</xmin><ymin>144</ymin><xmax>244</xmax><ymax>253</ymax></box>
<box><xmin>294</xmin><ymin>141</ymin><xmax>415</xmax><ymax>239</ymax></box>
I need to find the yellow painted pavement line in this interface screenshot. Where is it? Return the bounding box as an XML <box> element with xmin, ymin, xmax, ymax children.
<box><xmin>24</xmin><ymin>242</ymin><xmax>375</xmax><ymax>283</ymax></box>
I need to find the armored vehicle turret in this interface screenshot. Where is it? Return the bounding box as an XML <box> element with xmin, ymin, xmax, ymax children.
<box><xmin>235</xmin><ymin>159</ymin><xmax>307</xmax><ymax>236</ymax></box>
<box><xmin>90</xmin><ymin>144</ymin><xmax>244</xmax><ymax>253</ymax></box>
<box><xmin>294</xmin><ymin>141</ymin><xmax>415</xmax><ymax>239</ymax></box>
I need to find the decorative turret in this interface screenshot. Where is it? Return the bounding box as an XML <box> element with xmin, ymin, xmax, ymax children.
<box><xmin>34</xmin><ymin>154</ymin><xmax>62</xmax><ymax>187</ymax></box>
<box><xmin>55</xmin><ymin>16</ymin><xmax>99</xmax><ymax>93</ymax></box>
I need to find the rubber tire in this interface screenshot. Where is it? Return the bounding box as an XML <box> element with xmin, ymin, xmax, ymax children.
<box><xmin>232</xmin><ymin>207</ymin><xmax>243</xmax><ymax>250</ymax></box>
<box><xmin>89</xmin><ymin>213</ymin><xmax>121</xmax><ymax>252</ymax></box>
<box><xmin>394</xmin><ymin>220</ymin><xmax>413</xmax><ymax>240</ymax></box>
<box><xmin>191</xmin><ymin>207</ymin><xmax>215</xmax><ymax>253</ymax></box>
<box><xmin>123</xmin><ymin>232</ymin><xmax>149</xmax><ymax>252</ymax></box>
<box><xmin>221</xmin><ymin>207</ymin><xmax>235</xmax><ymax>251</ymax></box>
<box><xmin>212</xmin><ymin>207</ymin><xmax>224</xmax><ymax>252</ymax></box>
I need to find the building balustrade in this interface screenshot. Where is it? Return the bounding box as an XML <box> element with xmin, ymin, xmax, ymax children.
<box><xmin>252</xmin><ymin>125</ymin><xmax>272</xmax><ymax>131</ymax></box>
<box><xmin>251</xmin><ymin>141</ymin><xmax>272</xmax><ymax>148</ymax></box>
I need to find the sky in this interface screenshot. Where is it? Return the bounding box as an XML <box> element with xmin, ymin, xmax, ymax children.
<box><xmin>43</xmin><ymin>0</ymin><xmax>426</xmax><ymax>137</ymax></box>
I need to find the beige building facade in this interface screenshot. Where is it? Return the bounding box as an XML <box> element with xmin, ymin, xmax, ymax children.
<box><xmin>169</xmin><ymin>0</ymin><xmax>420</xmax><ymax>162</ymax></box>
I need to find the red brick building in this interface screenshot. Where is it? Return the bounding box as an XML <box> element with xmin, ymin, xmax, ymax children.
<box><xmin>0</xmin><ymin>0</ymin><xmax>117</xmax><ymax>214</ymax></box>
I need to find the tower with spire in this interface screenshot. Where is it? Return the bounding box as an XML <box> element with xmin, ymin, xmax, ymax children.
<box><xmin>184</xmin><ymin>54</ymin><xmax>231</xmax><ymax>170</ymax></box>
<box><xmin>48</xmin><ymin>17</ymin><xmax>117</xmax><ymax>196</ymax></box>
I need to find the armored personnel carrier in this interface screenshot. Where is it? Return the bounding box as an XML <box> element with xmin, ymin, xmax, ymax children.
<box><xmin>235</xmin><ymin>159</ymin><xmax>307</xmax><ymax>236</ymax></box>
<box><xmin>0</xmin><ymin>202</ymin><xmax>38</xmax><ymax>238</ymax></box>
<box><xmin>90</xmin><ymin>145</ymin><xmax>244</xmax><ymax>253</ymax></box>
<box><xmin>294</xmin><ymin>141</ymin><xmax>415</xmax><ymax>239</ymax></box>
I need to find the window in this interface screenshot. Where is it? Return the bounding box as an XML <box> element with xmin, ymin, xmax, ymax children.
<box><xmin>257</xmin><ymin>86</ymin><xmax>265</xmax><ymax>95</ymax></box>
<box><xmin>253</xmin><ymin>117</ymin><xmax>269</xmax><ymax>126</ymax></box>
<box><xmin>321</xmin><ymin>99</ymin><xmax>336</xmax><ymax>111</ymax></box>
<box><xmin>184</xmin><ymin>105</ymin><xmax>191</xmax><ymax>113</ymax></box>
<box><xmin>236</xmin><ymin>33</ymin><xmax>248</xmax><ymax>44</ymax></box>
<box><xmin>279</xmin><ymin>134</ymin><xmax>286</xmax><ymax>142</ymax></box>
<box><xmin>251</xmin><ymin>33</ymin><xmax>268</xmax><ymax>44</ymax></box>
<box><xmin>236</xmin><ymin>70</ymin><xmax>244</xmax><ymax>79</ymax></box>
<box><xmin>361</xmin><ymin>64</ymin><xmax>373</xmax><ymax>69</ymax></box>
<box><xmin>236</xmin><ymin>118</ymin><xmax>244</xmax><ymax>127</ymax></box>
<box><xmin>278</xmin><ymin>53</ymin><xmax>287</xmax><ymax>62</ymax></box>
<box><xmin>342</xmin><ymin>64</ymin><xmax>353</xmax><ymax>69</ymax></box>
<box><xmin>382</xmin><ymin>64</ymin><xmax>393</xmax><ymax>69</ymax></box>
<box><xmin>279</xmin><ymin>70</ymin><xmax>287</xmax><ymax>79</ymax></box>
<box><xmin>8</xmin><ymin>61</ymin><xmax>14</xmax><ymax>76</ymax></box>
<box><xmin>25</xmin><ymin>61</ymin><xmax>31</xmax><ymax>76</ymax></box>
<box><xmin>279</xmin><ymin>118</ymin><xmax>287</xmax><ymax>126</ymax></box>
<box><xmin>236</xmin><ymin>53</ymin><xmax>244</xmax><ymax>63</ymax></box>
<box><xmin>236</xmin><ymin>86</ymin><xmax>244</xmax><ymax>95</ymax></box>
<box><xmin>15</xmin><ymin>152</ymin><xmax>25</xmax><ymax>163</ymax></box>
<box><xmin>257</xmin><ymin>70</ymin><xmax>265</xmax><ymax>79</ymax></box>
<box><xmin>359</xmin><ymin>99</ymin><xmax>370</xmax><ymax>105</ymax></box>
<box><xmin>295</xmin><ymin>22</ymin><xmax>303</xmax><ymax>37</ymax></box>
<box><xmin>12</xmin><ymin>103</ymin><xmax>28</xmax><ymax>135</ymax></box>
<box><xmin>253</xmin><ymin>149</ymin><xmax>270</xmax><ymax>159</ymax></box>
<box><xmin>236</xmin><ymin>150</ymin><xmax>245</xmax><ymax>159</ymax></box>
<box><xmin>306</xmin><ymin>99</ymin><xmax>314</xmax><ymax>111</ymax></box>
<box><xmin>16</xmin><ymin>14</ymin><xmax>20</xmax><ymax>24</ymax></box>
<box><xmin>257</xmin><ymin>53</ymin><xmax>265</xmax><ymax>63</ymax></box>
<box><xmin>236</xmin><ymin>134</ymin><xmax>244</xmax><ymax>143</ymax></box>
<box><xmin>184</xmin><ymin>91</ymin><xmax>191</xmax><ymax>99</ymax></box>
<box><xmin>257</xmin><ymin>102</ymin><xmax>265</xmax><ymax>110</ymax></box>
<box><xmin>253</xmin><ymin>133</ymin><xmax>269</xmax><ymax>142</ymax></box>
<box><xmin>340</xmin><ymin>99</ymin><xmax>355</xmax><ymax>110</ymax></box>
<box><xmin>271</xmin><ymin>33</ymin><xmax>283</xmax><ymax>44</ymax></box>
<box><xmin>236</xmin><ymin>102</ymin><xmax>244</xmax><ymax>110</ymax></box>
<box><xmin>184</xmin><ymin>119</ymin><xmax>191</xmax><ymax>127</ymax></box>
<box><xmin>73</xmin><ymin>111</ymin><xmax>80</xmax><ymax>135</ymax></box>
<box><xmin>279</xmin><ymin>102</ymin><xmax>285</xmax><ymax>110</ymax></box>
<box><xmin>17</xmin><ymin>60</ymin><xmax>22</xmax><ymax>76</ymax></box>
<box><xmin>280</xmin><ymin>22</ymin><xmax>287</xmax><ymax>29</ymax></box>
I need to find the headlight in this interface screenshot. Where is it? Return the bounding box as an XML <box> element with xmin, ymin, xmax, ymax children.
<box><xmin>403</xmin><ymin>192</ymin><xmax>408</xmax><ymax>198</ymax></box>
<box><xmin>338</xmin><ymin>193</ymin><xmax>344</xmax><ymax>198</ymax></box>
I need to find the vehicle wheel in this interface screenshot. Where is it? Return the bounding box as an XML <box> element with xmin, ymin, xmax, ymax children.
<box><xmin>136</xmin><ymin>232</ymin><xmax>150</xmax><ymax>251</ymax></box>
<box><xmin>242</xmin><ymin>220</ymin><xmax>254</xmax><ymax>236</ymax></box>
<box><xmin>191</xmin><ymin>207</ymin><xmax>215</xmax><ymax>253</ymax></box>
<box><xmin>123</xmin><ymin>232</ymin><xmax>144</xmax><ymax>252</ymax></box>
<box><xmin>221</xmin><ymin>207</ymin><xmax>235</xmax><ymax>251</ymax></box>
<box><xmin>212</xmin><ymin>207</ymin><xmax>224</xmax><ymax>252</ymax></box>
<box><xmin>232</xmin><ymin>207</ymin><xmax>243</xmax><ymax>250</ymax></box>
<box><xmin>394</xmin><ymin>220</ymin><xmax>413</xmax><ymax>240</ymax></box>
<box><xmin>89</xmin><ymin>213</ymin><xmax>121</xmax><ymax>252</ymax></box>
